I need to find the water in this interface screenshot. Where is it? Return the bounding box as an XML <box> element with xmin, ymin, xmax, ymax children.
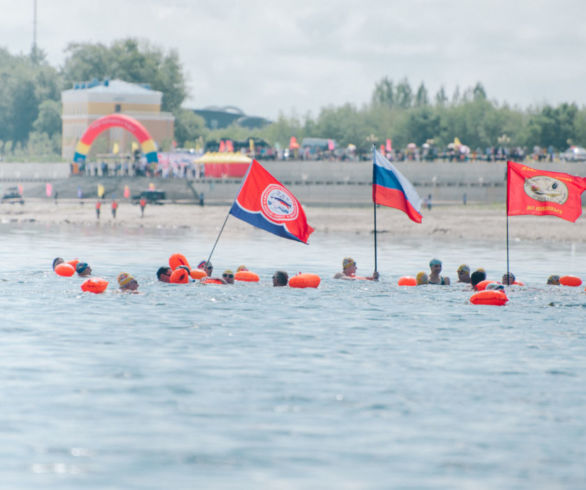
<box><xmin>1</xmin><ymin>223</ymin><xmax>585</xmax><ymax>489</ymax></box>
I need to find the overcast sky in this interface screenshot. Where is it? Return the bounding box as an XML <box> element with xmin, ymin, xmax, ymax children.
<box><xmin>1</xmin><ymin>0</ymin><xmax>585</xmax><ymax>120</ymax></box>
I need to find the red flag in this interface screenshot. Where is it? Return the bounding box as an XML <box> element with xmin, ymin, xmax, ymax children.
<box><xmin>507</xmin><ymin>161</ymin><xmax>586</xmax><ymax>222</ymax></box>
<box><xmin>229</xmin><ymin>160</ymin><xmax>314</xmax><ymax>243</ymax></box>
<box><xmin>219</xmin><ymin>140</ymin><xmax>225</xmax><ymax>152</ymax></box>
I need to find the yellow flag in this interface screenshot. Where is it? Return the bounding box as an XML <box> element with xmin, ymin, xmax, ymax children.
<box><xmin>454</xmin><ymin>137</ymin><xmax>462</xmax><ymax>147</ymax></box>
<box><xmin>97</xmin><ymin>184</ymin><xmax>105</xmax><ymax>198</ymax></box>
<box><xmin>113</xmin><ymin>142</ymin><xmax>119</xmax><ymax>154</ymax></box>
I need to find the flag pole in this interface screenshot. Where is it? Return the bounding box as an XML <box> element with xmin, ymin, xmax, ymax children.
<box><xmin>506</xmin><ymin>162</ymin><xmax>509</xmax><ymax>281</ymax></box>
<box><xmin>372</xmin><ymin>145</ymin><xmax>378</xmax><ymax>274</ymax></box>
<box><xmin>205</xmin><ymin>211</ymin><xmax>231</xmax><ymax>266</ymax></box>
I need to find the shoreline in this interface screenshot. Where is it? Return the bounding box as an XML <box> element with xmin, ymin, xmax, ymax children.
<box><xmin>2</xmin><ymin>199</ymin><xmax>586</xmax><ymax>245</ymax></box>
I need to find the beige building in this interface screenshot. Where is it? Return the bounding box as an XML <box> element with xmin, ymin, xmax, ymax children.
<box><xmin>61</xmin><ymin>79</ymin><xmax>174</xmax><ymax>161</ymax></box>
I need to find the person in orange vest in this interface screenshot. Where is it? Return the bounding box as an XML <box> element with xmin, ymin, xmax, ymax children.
<box><xmin>139</xmin><ymin>197</ymin><xmax>146</xmax><ymax>218</ymax></box>
<box><xmin>111</xmin><ymin>199</ymin><xmax>118</xmax><ymax>218</ymax></box>
<box><xmin>96</xmin><ymin>200</ymin><xmax>101</xmax><ymax>219</ymax></box>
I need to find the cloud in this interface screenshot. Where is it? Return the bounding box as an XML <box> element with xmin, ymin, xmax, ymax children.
<box><xmin>1</xmin><ymin>0</ymin><xmax>585</xmax><ymax>119</ymax></box>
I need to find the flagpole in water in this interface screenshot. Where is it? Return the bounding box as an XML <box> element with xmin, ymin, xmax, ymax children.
<box><xmin>372</xmin><ymin>145</ymin><xmax>378</xmax><ymax>274</ymax></box>
<box><xmin>205</xmin><ymin>211</ymin><xmax>231</xmax><ymax>266</ymax></box>
<box><xmin>506</xmin><ymin>162</ymin><xmax>509</xmax><ymax>281</ymax></box>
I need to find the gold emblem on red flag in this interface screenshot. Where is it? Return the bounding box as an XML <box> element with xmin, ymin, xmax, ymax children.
<box><xmin>523</xmin><ymin>176</ymin><xmax>568</xmax><ymax>204</ymax></box>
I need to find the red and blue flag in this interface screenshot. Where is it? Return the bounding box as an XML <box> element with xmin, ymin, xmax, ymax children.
<box><xmin>372</xmin><ymin>149</ymin><xmax>422</xmax><ymax>223</ymax></box>
<box><xmin>230</xmin><ymin>160</ymin><xmax>314</xmax><ymax>243</ymax></box>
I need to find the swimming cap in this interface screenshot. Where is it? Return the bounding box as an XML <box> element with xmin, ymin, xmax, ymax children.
<box><xmin>429</xmin><ymin>259</ymin><xmax>442</xmax><ymax>267</ymax></box>
<box><xmin>76</xmin><ymin>262</ymin><xmax>89</xmax><ymax>274</ymax></box>
<box><xmin>52</xmin><ymin>257</ymin><xmax>64</xmax><ymax>270</ymax></box>
<box><xmin>416</xmin><ymin>272</ymin><xmax>428</xmax><ymax>285</ymax></box>
<box><xmin>237</xmin><ymin>265</ymin><xmax>248</xmax><ymax>272</ymax></box>
<box><xmin>457</xmin><ymin>264</ymin><xmax>470</xmax><ymax>273</ymax></box>
<box><xmin>198</xmin><ymin>260</ymin><xmax>212</xmax><ymax>269</ymax></box>
<box><xmin>118</xmin><ymin>272</ymin><xmax>134</xmax><ymax>287</ymax></box>
<box><xmin>343</xmin><ymin>257</ymin><xmax>356</xmax><ymax>270</ymax></box>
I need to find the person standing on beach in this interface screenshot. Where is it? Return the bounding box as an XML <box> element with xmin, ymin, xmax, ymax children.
<box><xmin>139</xmin><ymin>197</ymin><xmax>146</xmax><ymax>218</ymax></box>
<box><xmin>96</xmin><ymin>200</ymin><xmax>101</xmax><ymax>219</ymax></box>
<box><xmin>111</xmin><ymin>200</ymin><xmax>118</xmax><ymax>219</ymax></box>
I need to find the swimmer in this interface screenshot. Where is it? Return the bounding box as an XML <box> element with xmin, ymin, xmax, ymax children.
<box><xmin>237</xmin><ymin>265</ymin><xmax>248</xmax><ymax>272</ymax></box>
<box><xmin>197</xmin><ymin>260</ymin><xmax>214</xmax><ymax>277</ymax></box>
<box><xmin>547</xmin><ymin>274</ymin><xmax>561</xmax><ymax>285</ymax></box>
<box><xmin>52</xmin><ymin>257</ymin><xmax>64</xmax><ymax>270</ymax></box>
<box><xmin>456</xmin><ymin>264</ymin><xmax>471</xmax><ymax>283</ymax></box>
<box><xmin>221</xmin><ymin>270</ymin><xmax>235</xmax><ymax>284</ymax></box>
<box><xmin>416</xmin><ymin>271</ymin><xmax>429</xmax><ymax>285</ymax></box>
<box><xmin>76</xmin><ymin>262</ymin><xmax>92</xmax><ymax>277</ymax></box>
<box><xmin>156</xmin><ymin>266</ymin><xmax>172</xmax><ymax>283</ymax></box>
<box><xmin>428</xmin><ymin>259</ymin><xmax>450</xmax><ymax>285</ymax></box>
<box><xmin>273</xmin><ymin>270</ymin><xmax>289</xmax><ymax>287</ymax></box>
<box><xmin>333</xmin><ymin>257</ymin><xmax>379</xmax><ymax>281</ymax></box>
<box><xmin>118</xmin><ymin>272</ymin><xmax>139</xmax><ymax>291</ymax></box>
<box><xmin>501</xmin><ymin>272</ymin><xmax>516</xmax><ymax>286</ymax></box>
<box><xmin>470</xmin><ymin>269</ymin><xmax>487</xmax><ymax>290</ymax></box>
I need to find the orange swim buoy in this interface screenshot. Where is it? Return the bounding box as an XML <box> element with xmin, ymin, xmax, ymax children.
<box><xmin>560</xmin><ymin>275</ymin><xmax>582</xmax><ymax>287</ymax></box>
<box><xmin>470</xmin><ymin>290</ymin><xmax>508</xmax><ymax>306</ymax></box>
<box><xmin>190</xmin><ymin>269</ymin><xmax>206</xmax><ymax>280</ymax></box>
<box><xmin>170</xmin><ymin>268</ymin><xmax>190</xmax><ymax>284</ymax></box>
<box><xmin>475</xmin><ymin>280</ymin><xmax>496</xmax><ymax>291</ymax></box>
<box><xmin>169</xmin><ymin>253</ymin><xmax>190</xmax><ymax>271</ymax></box>
<box><xmin>201</xmin><ymin>278</ymin><xmax>224</xmax><ymax>285</ymax></box>
<box><xmin>235</xmin><ymin>270</ymin><xmax>260</xmax><ymax>282</ymax></box>
<box><xmin>513</xmin><ymin>281</ymin><xmax>525</xmax><ymax>286</ymax></box>
<box><xmin>80</xmin><ymin>278</ymin><xmax>108</xmax><ymax>294</ymax></box>
<box><xmin>55</xmin><ymin>263</ymin><xmax>75</xmax><ymax>277</ymax></box>
<box><xmin>289</xmin><ymin>273</ymin><xmax>321</xmax><ymax>289</ymax></box>
<box><xmin>397</xmin><ymin>276</ymin><xmax>417</xmax><ymax>286</ymax></box>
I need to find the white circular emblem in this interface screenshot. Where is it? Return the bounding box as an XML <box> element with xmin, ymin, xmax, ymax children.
<box><xmin>261</xmin><ymin>184</ymin><xmax>299</xmax><ymax>221</ymax></box>
<box><xmin>524</xmin><ymin>176</ymin><xmax>568</xmax><ymax>204</ymax></box>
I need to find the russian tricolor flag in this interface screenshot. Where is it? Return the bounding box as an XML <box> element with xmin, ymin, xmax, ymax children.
<box><xmin>372</xmin><ymin>149</ymin><xmax>423</xmax><ymax>223</ymax></box>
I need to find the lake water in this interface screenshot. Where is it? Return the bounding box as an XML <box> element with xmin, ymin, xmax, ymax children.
<box><xmin>1</xmin><ymin>222</ymin><xmax>585</xmax><ymax>489</ymax></box>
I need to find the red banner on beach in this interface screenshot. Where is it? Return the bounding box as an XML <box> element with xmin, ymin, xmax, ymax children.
<box><xmin>507</xmin><ymin>161</ymin><xmax>586</xmax><ymax>222</ymax></box>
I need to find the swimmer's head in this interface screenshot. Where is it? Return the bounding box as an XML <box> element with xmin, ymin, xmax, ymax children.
<box><xmin>457</xmin><ymin>264</ymin><xmax>470</xmax><ymax>274</ymax></box>
<box><xmin>118</xmin><ymin>272</ymin><xmax>138</xmax><ymax>291</ymax></box>
<box><xmin>502</xmin><ymin>272</ymin><xmax>515</xmax><ymax>285</ymax></box>
<box><xmin>343</xmin><ymin>257</ymin><xmax>356</xmax><ymax>271</ymax></box>
<box><xmin>222</xmin><ymin>269</ymin><xmax>234</xmax><ymax>284</ymax></box>
<box><xmin>547</xmin><ymin>274</ymin><xmax>561</xmax><ymax>285</ymax></box>
<box><xmin>198</xmin><ymin>260</ymin><xmax>213</xmax><ymax>275</ymax></box>
<box><xmin>237</xmin><ymin>265</ymin><xmax>248</xmax><ymax>272</ymax></box>
<box><xmin>470</xmin><ymin>269</ymin><xmax>487</xmax><ymax>289</ymax></box>
<box><xmin>76</xmin><ymin>262</ymin><xmax>91</xmax><ymax>276</ymax></box>
<box><xmin>273</xmin><ymin>270</ymin><xmax>288</xmax><ymax>287</ymax></box>
<box><xmin>156</xmin><ymin>266</ymin><xmax>172</xmax><ymax>282</ymax></box>
<box><xmin>416</xmin><ymin>271</ymin><xmax>429</xmax><ymax>285</ymax></box>
<box><xmin>52</xmin><ymin>257</ymin><xmax>64</xmax><ymax>270</ymax></box>
<box><xmin>429</xmin><ymin>258</ymin><xmax>442</xmax><ymax>269</ymax></box>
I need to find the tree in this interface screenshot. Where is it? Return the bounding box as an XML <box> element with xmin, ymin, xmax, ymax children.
<box><xmin>62</xmin><ymin>38</ymin><xmax>187</xmax><ymax>112</ymax></box>
<box><xmin>395</xmin><ymin>78</ymin><xmax>413</xmax><ymax>109</ymax></box>
<box><xmin>371</xmin><ymin>77</ymin><xmax>394</xmax><ymax>107</ymax></box>
<box><xmin>415</xmin><ymin>82</ymin><xmax>429</xmax><ymax>107</ymax></box>
<box><xmin>174</xmin><ymin>109</ymin><xmax>207</xmax><ymax>146</ymax></box>
<box><xmin>33</xmin><ymin>100</ymin><xmax>62</xmax><ymax>137</ymax></box>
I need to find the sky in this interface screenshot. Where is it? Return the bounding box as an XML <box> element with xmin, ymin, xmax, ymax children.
<box><xmin>1</xmin><ymin>0</ymin><xmax>586</xmax><ymax>120</ymax></box>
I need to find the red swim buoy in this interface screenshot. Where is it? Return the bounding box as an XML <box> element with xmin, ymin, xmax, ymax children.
<box><xmin>55</xmin><ymin>263</ymin><xmax>75</xmax><ymax>277</ymax></box>
<box><xmin>397</xmin><ymin>276</ymin><xmax>417</xmax><ymax>286</ymax></box>
<box><xmin>470</xmin><ymin>290</ymin><xmax>508</xmax><ymax>306</ymax></box>
<box><xmin>475</xmin><ymin>280</ymin><xmax>496</xmax><ymax>291</ymax></box>
<box><xmin>201</xmin><ymin>278</ymin><xmax>224</xmax><ymax>285</ymax></box>
<box><xmin>68</xmin><ymin>259</ymin><xmax>80</xmax><ymax>270</ymax></box>
<box><xmin>235</xmin><ymin>270</ymin><xmax>260</xmax><ymax>282</ymax></box>
<box><xmin>81</xmin><ymin>278</ymin><xmax>108</xmax><ymax>294</ymax></box>
<box><xmin>513</xmin><ymin>281</ymin><xmax>525</xmax><ymax>286</ymax></box>
<box><xmin>170</xmin><ymin>268</ymin><xmax>190</xmax><ymax>284</ymax></box>
<box><xmin>169</xmin><ymin>253</ymin><xmax>190</xmax><ymax>271</ymax></box>
<box><xmin>190</xmin><ymin>269</ymin><xmax>206</xmax><ymax>280</ymax></box>
<box><xmin>289</xmin><ymin>273</ymin><xmax>321</xmax><ymax>289</ymax></box>
<box><xmin>560</xmin><ymin>275</ymin><xmax>582</xmax><ymax>287</ymax></box>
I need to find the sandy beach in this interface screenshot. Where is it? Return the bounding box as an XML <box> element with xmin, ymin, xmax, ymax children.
<box><xmin>1</xmin><ymin>198</ymin><xmax>585</xmax><ymax>244</ymax></box>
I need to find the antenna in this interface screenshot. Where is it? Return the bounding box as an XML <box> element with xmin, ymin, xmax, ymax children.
<box><xmin>32</xmin><ymin>0</ymin><xmax>37</xmax><ymax>55</ymax></box>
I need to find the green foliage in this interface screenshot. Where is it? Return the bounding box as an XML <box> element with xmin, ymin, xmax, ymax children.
<box><xmin>62</xmin><ymin>38</ymin><xmax>187</xmax><ymax>112</ymax></box>
<box><xmin>33</xmin><ymin>100</ymin><xmax>62</xmax><ymax>137</ymax></box>
<box><xmin>174</xmin><ymin>110</ymin><xmax>207</xmax><ymax>146</ymax></box>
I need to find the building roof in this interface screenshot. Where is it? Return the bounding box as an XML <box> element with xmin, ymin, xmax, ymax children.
<box><xmin>62</xmin><ymin>79</ymin><xmax>162</xmax><ymax>104</ymax></box>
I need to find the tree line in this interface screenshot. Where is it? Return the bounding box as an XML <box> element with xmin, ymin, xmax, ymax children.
<box><xmin>1</xmin><ymin>39</ymin><xmax>586</xmax><ymax>161</ymax></box>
